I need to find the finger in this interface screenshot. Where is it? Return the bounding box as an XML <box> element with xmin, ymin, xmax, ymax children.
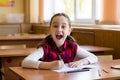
<box><xmin>68</xmin><ymin>62</ymin><xmax>78</xmax><ymax>68</ymax></box>
<box><xmin>58</xmin><ymin>61</ymin><xmax>64</xmax><ymax>69</ymax></box>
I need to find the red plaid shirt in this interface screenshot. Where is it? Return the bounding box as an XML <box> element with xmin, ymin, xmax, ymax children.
<box><xmin>40</xmin><ymin>38</ymin><xmax>77</xmax><ymax>63</ymax></box>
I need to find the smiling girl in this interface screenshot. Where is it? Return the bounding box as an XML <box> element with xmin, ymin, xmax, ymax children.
<box><xmin>21</xmin><ymin>13</ymin><xmax>98</xmax><ymax>70</ymax></box>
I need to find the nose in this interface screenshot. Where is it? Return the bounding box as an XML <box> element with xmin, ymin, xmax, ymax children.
<box><xmin>57</xmin><ymin>26</ymin><xmax>62</xmax><ymax>31</ymax></box>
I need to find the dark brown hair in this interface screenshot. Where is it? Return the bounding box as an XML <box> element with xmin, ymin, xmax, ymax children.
<box><xmin>50</xmin><ymin>13</ymin><xmax>71</xmax><ymax>27</ymax></box>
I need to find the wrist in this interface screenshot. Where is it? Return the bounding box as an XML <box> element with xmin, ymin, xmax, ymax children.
<box><xmin>80</xmin><ymin>59</ymin><xmax>90</xmax><ymax>65</ymax></box>
<box><xmin>39</xmin><ymin>62</ymin><xmax>53</xmax><ymax>69</ymax></box>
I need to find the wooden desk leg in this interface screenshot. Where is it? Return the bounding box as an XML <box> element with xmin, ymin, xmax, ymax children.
<box><xmin>1</xmin><ymin>57</ymin><xmax>25</xmax><ymax>80</ymax></box>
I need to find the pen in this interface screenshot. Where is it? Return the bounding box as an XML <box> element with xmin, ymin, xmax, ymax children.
<box><xmin>58</xmin><ymin>55</ymin><xmax>62</xmax><ymax>60</ymax></box>
<box><xmin>67</xmin><ymin>69</ymin><xmax>89</xmax><ymax>73</ymax></box>
<box><xmin>102</xmin><ymin>69</ymin><xmax>109</xmax><ymax>73</ymax></box>
<box><xmin>98</xmin><ymin>70</ymin><xmax>102</xmax><ymax>77</ymax></box>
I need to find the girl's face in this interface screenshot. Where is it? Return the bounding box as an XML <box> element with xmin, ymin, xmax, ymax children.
<box><xmin>50</xmin><ymin>16</ymin><xmax>71</xmax><ymax>47</ymax></box>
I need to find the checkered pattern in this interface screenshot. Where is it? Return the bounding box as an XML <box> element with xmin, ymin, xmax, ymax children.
<box><xmin>40</xmin><ymin>38</ymin><xmax>77</xmax><ymax>63</ymax></box>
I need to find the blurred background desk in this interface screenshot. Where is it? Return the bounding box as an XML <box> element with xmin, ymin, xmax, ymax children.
<box><xmin>0</xmin><ymin>34</ymin><xmax>46</xmax><ymax>48</ymax></box>
<box><xmin>80</xmin><ymin>45</ymin><xmax>114</xmax><ymax>53</ymax></box>
<box><xmin>80</xmin><ymin>45</ymin><xmax>114</xmax><ymax>55</ymax></box>
<box><xmin>80</xmin><ymin>45</ymin><xmax>114</xmax><ymax>61</ymax></box>
<box><xmin>0</xmin><ymin>48</ymin><xmax>35</xmax><ymax>80</ymax></box>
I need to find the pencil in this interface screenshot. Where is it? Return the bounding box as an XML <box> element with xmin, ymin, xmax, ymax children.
<box><xmin>102</xmin><ymin>69</ymin><xmax>109</xmax><ymax>73</ymax></box>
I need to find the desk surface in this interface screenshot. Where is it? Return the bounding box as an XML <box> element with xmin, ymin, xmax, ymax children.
<box><xmin>0</xmin><ymin>48</ymin><xmax>36</xmax><ymax>57</ymax></box>
<box><xmin>80</xmin><ymin>45</ymin><xmax>114</xmax><ymax>52</ymax></box>
<box><xmin>9</xmin><ymin>59</ymin><xmax>120</xmax><ymax>80</ymax></box>
<box><xmin>0</xmin><ymin>45</ymin><xmax>113</xmax><ymax>57</ymax></box>
<box><xmin>0</xmin><ymin>34</ymin><xmax>46</xmax><ymax>40</ymax></box>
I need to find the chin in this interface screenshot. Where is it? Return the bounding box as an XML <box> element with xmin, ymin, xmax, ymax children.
<box><xmin>55</xmin><ymin>40</ymin><xmax>64</xmax><ymax>46</ymax></box>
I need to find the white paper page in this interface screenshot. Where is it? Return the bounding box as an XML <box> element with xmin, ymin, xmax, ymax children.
<box><xmin>53</xmin><ymin>64</ymin><xmax>99</xmax><ymax>72</ymax></box>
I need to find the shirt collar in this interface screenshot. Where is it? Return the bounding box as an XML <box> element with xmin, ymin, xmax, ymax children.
<box><xmin>50</xmin><ymin>38</ymin><xmax>67</xmax><ymax>52</ymax></box>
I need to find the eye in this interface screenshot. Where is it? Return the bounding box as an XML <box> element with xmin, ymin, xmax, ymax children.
<box><xmin>53</xmin><ymin>25</ymin><xmax>58</xmax><ymax>28</ymax></box>
<box><xmin>62</xmin><ymin>26</ymin><xmax>66</xmax><ymax>29</ymax></box>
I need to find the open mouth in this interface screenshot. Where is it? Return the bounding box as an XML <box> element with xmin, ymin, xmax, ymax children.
<box><xmin>56</xmin><ymin>34</ymin><xmax>63</xmax><ymax>40</ymax></box>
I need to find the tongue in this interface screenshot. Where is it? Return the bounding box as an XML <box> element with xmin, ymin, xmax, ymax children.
<box><xmin>56</xmin><ymin>35</ymin><xmax>62</xmax><ymax>40</ymax></box>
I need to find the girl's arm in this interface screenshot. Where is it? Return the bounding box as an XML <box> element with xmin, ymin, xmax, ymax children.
<box><xmin>68</xmin><ymin>45</ymin><xmax>98</xmax><ymax>68</ymax></box>
<box><xmin>21</xmin><ymin>48</ymin><xmax>44</xmax><ymax>69</ymax></box>
<box><xmin>76</xmin><ymin>45</ymin><xmax>98</xmax><ymax>63</ymax></box>
<box><xmin>21</xmin><ymin>47</ymin><xmax>64</xmax><ymax>70</ymax></box>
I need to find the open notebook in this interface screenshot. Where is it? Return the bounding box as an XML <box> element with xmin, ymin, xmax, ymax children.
<box><xmin>53</xmin><ymin>64</ymin><xmax>99</xmax><ymax>73</ymax></box>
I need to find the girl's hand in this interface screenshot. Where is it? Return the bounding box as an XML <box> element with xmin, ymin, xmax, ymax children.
<box><xmin>68</xmin><ymin>59</ymin><xmax>89</xmax><ymax>68</ymax></box>
<box><xmin>39</xmin><ymin>60</ymin><xmax>64</xmax><ymax>70</ymax></box>
<box><xmin>51</xmin><ymin>60</ymin><xmax>64</xmax><ymax>70</ymax></box>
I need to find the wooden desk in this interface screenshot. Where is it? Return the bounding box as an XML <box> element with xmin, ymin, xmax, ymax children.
<box><xmin>80</xmin><ymin>45</ymin><xmax>114</xmax><ymax>61</ymax></box>
<box><xmin>0</xmin><ymin>34</ymin><xmax>46</xmax><ymax>48</ymax></box>
<box><xmin>0</xmin><ymin>48</ymin><xmax>35</xmax><ymax>57</ymax></box>
<box><xmin>98</xmin><ymin>59</ymin><xmax>120</xmax><ymax>80</ymax></box>
<box><xmin>9</xmin><ymin>59</ymin><xmax>120</xmax><ymax>80</ymax></box>
<box><xmin>80</xmin><ymin>45</ymin><xmax>114</xmax><ymax>55</ymax></box>
<box><xmin>0</xmin><ymin>48</ymin><xmax>36</xmax><ymax>80</ymax></box>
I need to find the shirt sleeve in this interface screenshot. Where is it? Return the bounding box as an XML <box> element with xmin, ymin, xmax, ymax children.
<box><xmin>75</xmin><ymin>45</ymin><xmax>98</xmax><ymax>64</ymax></box>
<box><xmin>21</xmin><ymin>47</ymin><xmax>44</xmax><ymax>69</ymax></box>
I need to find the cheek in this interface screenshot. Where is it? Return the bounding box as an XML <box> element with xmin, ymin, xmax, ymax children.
<box><xmin>64</xmin><ymin>30</ymin><xmax>71</xmax><ymax>35</ymax></box>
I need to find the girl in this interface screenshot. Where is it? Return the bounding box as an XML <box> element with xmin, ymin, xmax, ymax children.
<box><xmin>21</xmin><ymin>13</ymin><xmax>98</xmax><ymax>70</ymax></box>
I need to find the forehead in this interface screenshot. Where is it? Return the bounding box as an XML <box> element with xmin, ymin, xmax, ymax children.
<box><xmin>51</xmin><ymin>16</ymin><xmax>69</xmax><ymax>24</ymax></box>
